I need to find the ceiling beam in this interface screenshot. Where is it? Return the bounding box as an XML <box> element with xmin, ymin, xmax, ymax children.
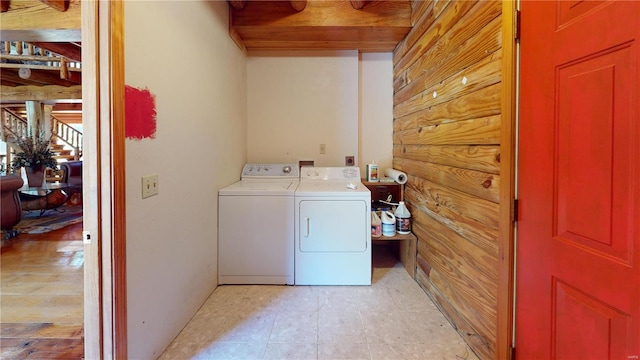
<box><xmin>39</xmin><ymin>0</ymin><xmax>69</xmax><ymax>12</ymax></box>
<box><xmin>232</xmin><ymin>1</ymin><xmax>410</xmax><ymax>27</ymax></box>
<box><xmin>52</xmin><ymin>102</ymin><xmax>82</xmax><ymax>111</ymax></box>
<box><xmin>1</xmin><ymin>67</ymin><xmax>81</xmax><ymax>87</ymax></box>
<box><xmin>0</xmin><ymin>85</ymin><xmax>82</xmax><ymax>101</ymax></box>
<box><xmin>0</xmin><ymin>0</ymin><xmax>80</xmax><ymax>39</ymax></box>
<box><xmin>289</xmin><ymin>0</ymin><xmax>306</xmax><ymax>11</ymax></box>
<box><xmin>31</xmin><ymin>41</ymin><xmax>82</xmax><ymax>61</ymax></box>
<box><xmin>350</xmin><ymin>1</ymin><xmax>367</xmax><ymax>10</ymax></box>
<box><xmin>228</xmin><ymin>0</ymin><xmax>246</xmax><ymax>10</ymax></box>
<box><xmin>230</xmin><ymin>0</ymin><xmax>411</xmax><ymax>52</ymax></box>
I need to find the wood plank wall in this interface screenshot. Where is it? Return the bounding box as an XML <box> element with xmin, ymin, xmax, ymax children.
<box><xmin>392</xmin><ymin>1</ymin><xmax>503</xmax><ymax>359</ymax></box>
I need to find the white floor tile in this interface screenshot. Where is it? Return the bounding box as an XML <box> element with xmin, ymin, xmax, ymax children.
<box><xmin>263</xmin><ymin>343</ymin><xmax>317</xmax><ymax>360</ymax></box>
<box><xmin>159</xmin><ymin>245</ymin><xmax>479</xmax><ymax>360</ymax></box>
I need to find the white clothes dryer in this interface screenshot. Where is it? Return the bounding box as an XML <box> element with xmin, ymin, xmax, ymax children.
<box><xmin>218</xmin><ymin>164</ymin><xmax>299</xmax><ymax>285</ymax></box>
<box><xmin>294</xmin><ymin>167</ymin><xmax>371</xmax><ymax>285</ymax></box>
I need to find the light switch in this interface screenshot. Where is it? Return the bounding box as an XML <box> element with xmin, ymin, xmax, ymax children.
<box><xmin>142</xmin><ymin>174</ymin><xmax>159</xmax><ymax>199</ymax></box>
<box><xmin>320</xmin><ymin>144</ymin><xmax>326</xmax><ymax>154</ymax></box>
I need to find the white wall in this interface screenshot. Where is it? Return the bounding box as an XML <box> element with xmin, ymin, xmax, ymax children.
<box><xmin>246</xmin><ymin>51</ymin><xmax>393</xmax><ymax>175</ymax></box>
<box><xmin>360</xmin><ymin>53</ymin><xmax>394</xmax><ymax>175</ymax></box>
<box><xmin>247</xmin><ymin>50</ymin><xmax>359</xmax><ymax>167</ymax></box>
<box><xmin>124</xmin><ymin>2</ymin><xmax>246</xmax><ymax>359</ymax></box>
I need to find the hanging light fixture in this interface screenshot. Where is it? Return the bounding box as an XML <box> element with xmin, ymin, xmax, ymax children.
<box><xmin>18</xmin><ymin>68</ymin><xmax>31</xmax><ymax>79</ymax></box>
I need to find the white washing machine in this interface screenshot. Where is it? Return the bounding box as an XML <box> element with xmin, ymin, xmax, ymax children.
<box><xmin>218</xmin><ymin>163</ymin><xmax>299</xmax><ymax>285</ymax></box>
<box><xmin>294</xmin><ymin>167</ymin><xmax>371</xmax><ymax>285</ymax></box>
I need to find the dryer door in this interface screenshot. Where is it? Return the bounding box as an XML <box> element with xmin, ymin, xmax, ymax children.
<box><xmin>298</xmin><ymin>200</ymin><xmax>368</xmax><ymax>252</ymax></box>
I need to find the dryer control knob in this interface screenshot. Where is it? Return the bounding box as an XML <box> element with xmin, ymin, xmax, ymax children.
<box><xmin>283</xmin><ymin>166</ymin><xmax>291</xmax><ymax>174</ymax></box>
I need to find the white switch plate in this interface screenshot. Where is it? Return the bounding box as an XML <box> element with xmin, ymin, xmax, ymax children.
<box><xmin>142</xmin><ymin>174</ymin><xmax>159</xmax><ymax>199</ymax></box>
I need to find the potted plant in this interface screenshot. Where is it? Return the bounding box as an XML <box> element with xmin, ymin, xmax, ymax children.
<box><xmin>11</xmin><ymin>132</ymin><xmax>58</xmax><ymax>187</ymax></box>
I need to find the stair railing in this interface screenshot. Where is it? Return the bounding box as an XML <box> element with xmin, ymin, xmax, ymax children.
<box><xmin>1</xmin><ymin>108</ymin><xmax>83</xmax><ymax>160</ymax></box>
<box><xmin>1</xmin><ymin>108</ymin><xmax>28</xmax><ymax>144</ymax></box>
<box><xmin>51</xmin><ymin>116</ymin><xmax>82</xmax><ymax>160</ymax></box>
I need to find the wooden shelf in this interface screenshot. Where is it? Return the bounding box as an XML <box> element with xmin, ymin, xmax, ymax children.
<box><xmin>364</xmin><ymin>181</ymin><xmax>416</xmax><ymax>278</ymax></box>
<box><xmin>372</xmin><ymin>232</ymin><xmax>416</xmax><ymax>278</ymax></box>
<box><xmin>362</xmin><ymin>180</ymin><xmax>403</xmax><ymax>205</ymax></box>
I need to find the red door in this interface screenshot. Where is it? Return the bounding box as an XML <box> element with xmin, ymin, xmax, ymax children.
<box><xmin>517</xmin><ymin>1</ymin><xmax>640</xmax><ymax>359</ymax></box>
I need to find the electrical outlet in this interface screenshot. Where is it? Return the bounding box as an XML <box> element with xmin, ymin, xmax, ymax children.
<box><xmin>142</xmin><ymin>174</ymin><xmax>159</xmax><ymax>199</ymax></box>
<box><xmin>345</xmin><ymin>156</ymin><xmax>355</xmax><ymax>166</ymax></box>
<box><xmin>319</xmin><ymin>143</ymin><xmax>326</xmax><ymax>154</ymax></box>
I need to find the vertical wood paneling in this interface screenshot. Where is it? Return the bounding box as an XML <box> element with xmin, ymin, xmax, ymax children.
<box><xmin>392</xmin><ymin>1</ymin><xmax>508</xmax><ymax>358</ymax></box>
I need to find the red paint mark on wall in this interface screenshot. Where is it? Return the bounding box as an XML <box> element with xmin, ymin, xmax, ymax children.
<box><xmin>125</xmin><ymin>85</ymin><xmax>157</xmax><ymax>139</ymax></box>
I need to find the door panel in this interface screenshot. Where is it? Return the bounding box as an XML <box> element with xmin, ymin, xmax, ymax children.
<box><xmin>518</xmin><ymin>1</ymin><xmax>639</xmax><ymax>358</ymax></box>
<box><xmin>553</xmin><ymin>279</ymin><xmax>630</xmax><ymax>360</ymax></box>
<box><xmin>555</xmin><ymin>44</ymin><xmax>635</xmax><ymax>263</ymax></box>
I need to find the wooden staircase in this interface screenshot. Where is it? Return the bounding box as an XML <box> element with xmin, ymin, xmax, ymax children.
<box><xmin>1</xmin><ymin>107</ymin><xmax>82</xmax><ymax>181</ymax></box>
<box><xmin>49</xmin><ymin>142</ymin><xmax>75</xmax><ymax>162</ymax></box>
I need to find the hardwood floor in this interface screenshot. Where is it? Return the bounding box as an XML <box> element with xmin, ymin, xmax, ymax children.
<box><xmin>1</xmin><ymin>222</ymin><xmax>84</xmax><ymax>359</ymax></box>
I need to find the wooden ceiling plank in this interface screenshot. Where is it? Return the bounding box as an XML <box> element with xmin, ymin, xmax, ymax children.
<box><xmin>228</xmin><ymin>0</ymin><xmax>246</xmax><ymax>10</ymax></box>
<box><xmin>31</xmin><ymin>41</ymin><xmax>81</xmax><ymax>61</ymax></box>
<box><xmin>236</xmin><ymin>25</ymin><xmax>411</xmax><ymax>41</ymax></box>
<box><xmin>52</xmin><ymin>102</ymin><xmax>82</xmax><ymax>111</ymax></box>
<box><xmin>230</xmin><ymin>0</ymin><xmax>410</xmax><ymax>51</ymax></box>
<box><xmin>232</xmin><ymin>1</ymin><xmax>410</xmax><ymax>27</ymax></box>
<box><xmin>0</xmin><ymin>0</ymin><xmax>80</xmax><ymax>32</ymax></box>
<box><xmin>0</xmin><ymin>79</ymin><xmax>22</xmax><ymax>86</ymax></box>
<box><xmin>1</xmin><ymin>69</ymin><xmax>57</xmax><ymax>86</ymax></box>
<box><xmin>0</xmin><ymin>85</ymin><xmax>82</xmax><ymax>101</ymax></box>
<box><xmin>0</xmin><ymin>29</ymin><xmax>81</xmax><ymax>42</ymax></box>
<box><xmin>244</xmin><ymin>40</ymin><xmax>400</xmax><ymax>52</ymax></box>
<box><xmin>1</xmin><ymin>67</ymin><xmax>80</xmax><ymax>86</ymax></box>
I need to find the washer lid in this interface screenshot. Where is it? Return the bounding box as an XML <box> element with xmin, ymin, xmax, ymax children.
<box><xmin>295</xmin><ymin>180</ymin><xmax>370</xmax><ymax>197</ymax></box>
<box><xmin>241</xmin><ymin>163</ymin><xmax>299</xmax><ymax>179</ymax></box>
<box><xmin>219</xmin><ymin>180</ymin><xmax>299</xmax><ymax>196</ymax></box>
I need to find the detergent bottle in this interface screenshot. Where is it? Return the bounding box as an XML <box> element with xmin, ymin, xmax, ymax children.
<box><xmin>394</xmin><ymin>201</ymin><xmax>411</xmax><ymax>234</ymax></box>
<box><xmin>371</xmin><ymin>211</ymin><xmax>382</xmax><ymax>238</ymax></box>
<box><xmin>381</xmin><ymin>210</ymin><xmax>396</xmax><ymax>237</ymax></box>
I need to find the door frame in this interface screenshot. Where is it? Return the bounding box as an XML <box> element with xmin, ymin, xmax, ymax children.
<box><xmin>82</xmin><ymin>1</ymin><xmax>127</xmax><ymax>358</ymax></box>
<box><xmin>498</xmin><ymin>1</ymin><xmax>518</xmax><ymax>359</ymax></box>
<box><xmin>80</xmin><ymin>2</ymin><xmax>521</xmax><ymax>358</ymax></box>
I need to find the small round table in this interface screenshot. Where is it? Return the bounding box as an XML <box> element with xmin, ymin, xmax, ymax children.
<box><xmin>19</xmin><ymin>183</ymin><xmax>70</xmax><ymax>216</ymax></box>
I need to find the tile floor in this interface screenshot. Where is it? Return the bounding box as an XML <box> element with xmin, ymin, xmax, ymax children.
<box><xmin>159</xmin><ymin>245</ymin><xmax>479</xmax><ymax>360</ymax></box>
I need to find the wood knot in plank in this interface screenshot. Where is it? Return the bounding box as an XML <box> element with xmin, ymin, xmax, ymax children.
<box><xmin>481</xmin><ymin>178</ymin><xmax>492</xmax><ymax>188</ymax></box>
